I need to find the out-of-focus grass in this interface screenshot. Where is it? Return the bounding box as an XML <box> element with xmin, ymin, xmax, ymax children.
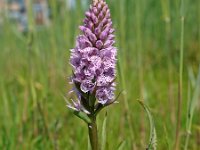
<box><xmin>0</xmin><ymin>0</ymin><xmax>200</xmax><ymax>149</ymax></box>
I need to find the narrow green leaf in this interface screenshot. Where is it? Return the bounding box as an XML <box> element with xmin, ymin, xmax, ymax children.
<box><xmin>164</xmin><ymin>126</ymin><xmax>170</xmax><ymax>150</ymax></box>
<box><xmin>101</xmin><ymin>112</ymin><xmax>107</xmax><ymax>150</ymax></box>
<box><xmin>138</xmin><ymin>100</ymin><xmax>157</xmax><ymax>150</ymax></box>
<box><xmin>74</xmin><ymin>111</ymin><xmax>92</xmax><ymax>124</ymax></box>
<box><xmin>117</xmin><ymin>141</ymin><xmax>126</xmax><ymax>150</ymax></box>
<box><xmin>184</xmin><ymin>65</ymin><xmax>200</xmax><ymax>150</ymax></box>
<box><xmin>87</xmin><ymin>136</ymin><xmax>91</xmax><ymax>150</ymax></box>
<box><xmin>188</xmin><ymin>66</ymin><xmax>196</xmax><ymax>88</ymax></box>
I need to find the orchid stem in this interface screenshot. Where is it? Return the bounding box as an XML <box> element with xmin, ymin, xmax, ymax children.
<box><xmin>88</xmin><ymin>115</ymin><xmax>98</xmax><ymax>150</ymax></box>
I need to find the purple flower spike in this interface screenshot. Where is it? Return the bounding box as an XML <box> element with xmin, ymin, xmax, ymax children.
<box><xmin>68</xmin><ymin>0</ymin><xmax>117</xmax><ymax>113</ymax></box>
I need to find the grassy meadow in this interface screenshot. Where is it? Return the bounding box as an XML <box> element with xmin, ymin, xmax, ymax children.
<box><xmin>0</xmin><ymin>0</ymin><xmax>200</xmax><ymax>149</ymax></box>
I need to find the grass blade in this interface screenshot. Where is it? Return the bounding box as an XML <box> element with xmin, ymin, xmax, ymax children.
<box><xmin>184</xmin><ymin>65</ymin><xmax>200</xmax><ymax>150</ymax></box>
<box><xmin>175</xmin><ymin>0</ymin><xmax>185</xmax><ymax>149</ymax></box>
<box><xmin>117</xmin><ymin>141</ymin><xmax>126</xmax><ymax>150</ymax></box>
<box><xmin>138</xmin><ymin>101</ymin><xmax>157</xmax><ymax>150</ymax></box>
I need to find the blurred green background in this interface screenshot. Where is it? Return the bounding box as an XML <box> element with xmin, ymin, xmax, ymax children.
<box><xmin>0</xmin><ymin>0</ymin><xmax>200</xmax><ymax>149</ymax></box>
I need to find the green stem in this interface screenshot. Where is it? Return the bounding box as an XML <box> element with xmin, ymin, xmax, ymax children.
<box><xmin>184</xmin><ymin>131</ymin><xmax>190</xmax><ymax>150</ymax></box>
<box><xmin>88</xmin><ymin>116</ymin><xmax>98</xmax><ymax>150</ymax></box>
<box><xmin>175</xmin><ymin>0</ymin><xmax>185</xmax><ymax>149</ymax></box>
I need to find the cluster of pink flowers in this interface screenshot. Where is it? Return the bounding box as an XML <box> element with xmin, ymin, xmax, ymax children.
<box><xmin>68</xmin><ymin>0</ymin><xmax>117</xmax><ymax>113</ymax></box>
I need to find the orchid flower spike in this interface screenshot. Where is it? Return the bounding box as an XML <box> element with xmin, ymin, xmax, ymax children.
<box><xmin>68</xmin><ymin>0</ymin><xmax>117</xmax><ymax>117</ymax></box>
